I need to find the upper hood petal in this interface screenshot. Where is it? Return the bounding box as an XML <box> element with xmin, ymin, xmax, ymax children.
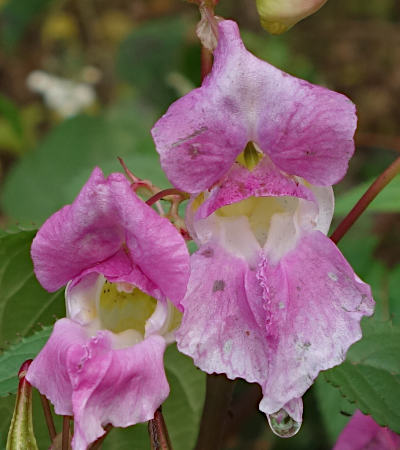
<box><xmin>31</xmin><ymin>167</ymin><xmax>190</xmax><ymax>306</ymax></box>
<box><xmin>152</xmin><ymin>20</ymin><xmax>356</xmax><ymax>193</ymax></box>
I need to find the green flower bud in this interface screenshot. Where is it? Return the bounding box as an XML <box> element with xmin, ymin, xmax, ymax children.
<box><xmin>256</xmin><ymin>0</ymin><xmax>328</xmax><ymax>34</ymax></box>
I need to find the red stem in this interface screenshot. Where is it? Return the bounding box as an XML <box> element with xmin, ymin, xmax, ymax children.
<box><xmin>146</xmin><ymin>188</ymin><xmax>187</xmax><ymax>206</ymax></box>
<box><xmin>330</xmin><ymin>156</ymin><xmax>400</xmax><ymax>244</ymax></box>
<box><xmin>40</xmin><ymin>394</ymin><xmax>57</xmax><ymax>441</ymax></box>
<box><xmin>62</xmin><ymin>416</ymin><xmax>70</xmax><ymax>450</ymax></box>
<box><xmin>148</xmin><ymin>407</ymin><xmax>173</xmax><ymax>450</ymax></box>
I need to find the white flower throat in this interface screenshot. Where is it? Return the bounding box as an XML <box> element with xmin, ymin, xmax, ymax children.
<box><xmin>99</xmin><ymin>280</ymin><xmax>157</xmax><ymax>335</ymax></box>
<box><xmin>66</xmin><ymin>274</ymin><xmax>181</xmax><ymax>348</ymax></box>
<box><xmin>216</xmin><ymin>196</ymin><xmax>297</xmax><ymax>248</ymax></box>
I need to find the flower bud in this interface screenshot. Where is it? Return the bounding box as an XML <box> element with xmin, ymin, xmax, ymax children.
<box><xmin>256</xmin><ymin>0</ymin><xmax>328</xmax><ymax>34</ymax></box>
<box><xmin>6</xmin><ymin>360</ymin><xmax>38</xmax><ymax>450</ymax></box>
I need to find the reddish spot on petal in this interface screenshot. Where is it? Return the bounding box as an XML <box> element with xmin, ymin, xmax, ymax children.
<box><xmin>212</xmin><ymin>280</ymin><xmax>225</xmax><ymax>292</ymax></box>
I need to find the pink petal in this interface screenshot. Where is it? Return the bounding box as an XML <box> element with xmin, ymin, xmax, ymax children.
<box><xmin>258</xmin><ymin>231</ymin><xmax>374</xmax><ymax>416</ymax></box>
<box><xmin>195</xmin><ymin>158</ymin><xmax>315</xmax><ymax>220</ymax></box>
<box><xmin>176</xmin><ymin>243</ymin><xmax>270</xmax><ymax>384</ymax></box>
<box><xmin>27</xmin><ymin>319</ymin><xmax>169</xmax><ymax>450</ymax></box>
<box><xmin>334</xmin><ymin>410</ymin><xmax>400</xmax><ymax>450</ymax></box>
<box><xmin>152</xmin><ymin>20</ymin><xmax>356</xmax><ymax>193</ymax></box>
<box><xmin>177</xmin><ymin>232</ymin><xmax>374</xmax><ymax>421</ymax></box>
<box><xmin>69</xmin><ymin>332</ymin><xmax>168</xmax><ymax>449</ymax></box>
<box><xmin>31</xmin><ymin>168</ymin><xmax>189</xmax><ymax>306</ymax></box>
<box><xmin>26</xmin><ymin>319</ymin><xmax>89</xmax><ymax>416</ymax></box>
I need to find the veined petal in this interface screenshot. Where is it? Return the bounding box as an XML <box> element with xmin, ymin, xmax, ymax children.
<box><xmin>69</xmin><ymin>331</ymin><xmax>168</xmax><ymax>449</ymax></box>
<box><xmin>195</xmin><ymin>158</ymin><xmax>315</xmax><ymax>220</ymax></box>
<box><xmin>152</xmin><ymin>20</ymin><xmax>356</xmax><ymax>192</ymax></box>
<box><xmin>26</xmin><ymin>319</ymin><xmax>89</xmax><ymax>416</ymax></box>
<box><xmin>31</xmin><ymin>168</ymin><xmax>190</xmax><ymax>307</ymax></box>
<box><xmin>257</xmin><ymin>231</ymin><xmax>374</xmax><ymax>416</ymax></box>
<box><xmin>31</xmin><ymin>168</ymin><xmax>123</xmax><ymax>292</ymax></box>
<box><xmin>176</xmin><ymin>243</ymin><xmax>270</xmax><ymax>384</ymax></box>
<box><xmin>27</xmin><ymin>319</ymin><xmax>169</xmax><ymax>450</ymax></box>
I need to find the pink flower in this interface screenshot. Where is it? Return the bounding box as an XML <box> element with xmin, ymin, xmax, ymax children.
<box><xmin>26</xmin><ymin>168</ymin><xmax>190</xmax><ymax>449</ymax></box>
<box><xmin>334</xmin><ymin>410</ymin><xmax>400</xmax><ymax>450</ymax></box>
<box><xmin>152</xmin><ymin>20</ymin><xmax>374</xmax><ymax>434</ymax></box>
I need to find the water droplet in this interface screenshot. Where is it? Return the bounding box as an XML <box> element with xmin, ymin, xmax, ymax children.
<box><xmin>267</xmin><ymin>408</ymin><xmax>301</xmax><ymax>438</ymax></box>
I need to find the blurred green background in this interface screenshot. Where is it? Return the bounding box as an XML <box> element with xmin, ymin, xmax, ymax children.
<box><xmin>0</xmin><ymin>0</ymin><xmax>399</xmax><ymax>449</ymax></box>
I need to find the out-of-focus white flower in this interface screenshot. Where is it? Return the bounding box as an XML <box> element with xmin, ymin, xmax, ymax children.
<box><xmin>26</xmin><ymin>70</ymin><xmax>96</xmax><ymax>118</ymax></box>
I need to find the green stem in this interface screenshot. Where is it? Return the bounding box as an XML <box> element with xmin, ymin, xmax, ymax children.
<box><xmin>195</xmin><ymin>374</ymin><xmax>235</xmax><ymax>450</ymax></box>
<box><xmin>330</xmin><ymin>156</ymin><xmax>400</xmax><ymax>244</ymax></box>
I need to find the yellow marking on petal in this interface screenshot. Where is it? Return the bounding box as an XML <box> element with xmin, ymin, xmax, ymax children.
<box><xmin>99</xmin><ymin>281</ymin><xmax>156</xmax><ymax>335</ymax></box>
<box><xmin>216</xmin><ymin>197</ymin><xmax>257</xmax><ymax>218</ymax></box>
<box><xmin>192</xmin><ymin>192</ymin><xmax>205</xmax><ymax>213</ymax></box>
<box><xmin>236</xmin><ymin>142</ymin><xmax>263</xmax><ymax>171</ymax></box>
<box><xmin>168</xmin><ymin>306</ymin><xmax>182</xmax><ymax>333</ymax></box>
<box><xmin>247</xmin><ymin>197</ymin><xmax>285</xmax><ymax>245</ymax></box>
<box><xmin>216</xmin><ymin>196</ymin><xmax>286</xmax><ymax>246</ymax></box>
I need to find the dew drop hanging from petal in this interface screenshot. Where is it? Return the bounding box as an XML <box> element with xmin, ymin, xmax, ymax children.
<box><xmin>267</xmin><ymin>408</ymin><xmax>301</xmax><ymax>438</ymax></box>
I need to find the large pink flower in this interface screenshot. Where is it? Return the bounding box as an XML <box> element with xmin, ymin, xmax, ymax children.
<box><xmin>151</xmin><ymin>20</ymin><xmax>374</xmax><ymax>433</ymax></box>
<box><xmin>27</xmin><ymin>168</ymin><xmax>190</xmax><ymax>449</ymax></box>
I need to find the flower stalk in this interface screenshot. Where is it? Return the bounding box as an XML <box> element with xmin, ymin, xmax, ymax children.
<box><xmin>62</xmin><ymin>416</ymin><xmax>71</xmax><ymax>450</ymax></box>
<box><xmin>195</xmin><ymin>374</ymin><xmax>235</xmax><ymax>450</ymax></box>
<box><xmin>148</xmin><ymin>407</ymin><xmax>173</xmax><ymax>450</ymax></box>
<box><xmin>39</xmin><ymin>394</ymin><xmax>57</xmax><ymax>441</ymax></box>
<box><xmin>330</xmin><ymin>156</ymin><xmax>400</xmax><ymax>244</ymax></box>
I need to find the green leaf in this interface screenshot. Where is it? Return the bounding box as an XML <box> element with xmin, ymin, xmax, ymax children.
<box><xmin>313</xmin><ymin>376</ymin><xmax>355</xmax><ymax>444</ymax></box>
<box><xmin>335</xmin><ymin>174</ymin><xmax>400</xmax><ymax>215</ymax></box>
<box><xmin>389</xmin><ymin>264</ymin><xmax>400</xmax><ymax>325</ymax></box>
<box><xmin>0</xmin><ymin>327</ymin><xmax>52</xmax><ymax>397</ymax></box>
<box><xmin>1</xmin><ymin>102</ymin><xmax>169</xmax><ymax>224</ymax></box>
<box><xmin>0</xmin><ymin>94</ymin><xmax>23</xmax><ymax>137</ymax></box>
<box><xmin>0</xmin><ymin>230</ymin><xmax>64</xmax><ymax>346</ymax></box>
<box><xmin>324</xmin><ymin>318</ymin><xmax>400</xmax><ymax>433</ymax></box>
<box><xmin>116</xmin><ymin>18</ymin><xmax>186</xmax><ymax>110</ymax></box>
<box><xmin>103</xmin><ymin>344</ymin><xmax>205</xmax><ymax>450</ymax></box>
<box><xmin>0</xmin><ymin>0</ymin><xmax>54</xmax><ymax>50</ymax></box>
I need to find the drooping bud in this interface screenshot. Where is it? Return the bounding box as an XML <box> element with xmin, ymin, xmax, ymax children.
<box><xmin>256</xmin><ymin>0</ymin><xmax>328</xmax><ymax>34</ymax></box>
<box><xmin>6</xmin><ymin>360</ymin><xmax>38</xmax><ymax>450</ymax></box>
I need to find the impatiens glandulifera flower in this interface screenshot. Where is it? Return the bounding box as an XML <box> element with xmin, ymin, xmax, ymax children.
<box><xmin>26</xmin><ymin>168</ymin><xmax>190</xmax><ymax>450</ymax></box>
<box><xmin>151</xmin><ymin>20</ymin><xmax>374</xmax><ymax>435</ymax></box>
<box><xmin>256</xmin><ymin>0</ymin><xmax>328</xmax><ymax>34</ymax></box>
<box><xmin>334</xmin><ymin>410</ymin><xmax>400</xmax><ymax>450</ymax></box>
